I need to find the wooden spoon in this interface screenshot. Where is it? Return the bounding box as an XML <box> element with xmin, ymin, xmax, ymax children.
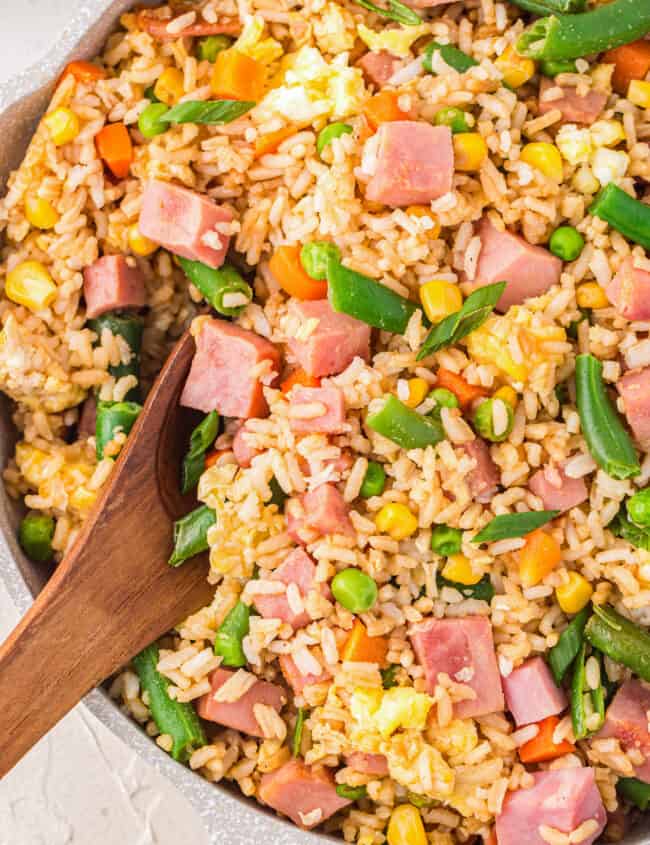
<box><xmin>0</xmin><ymin>330</ymin><xmax>215</xmax><ymax>777</ymax></box>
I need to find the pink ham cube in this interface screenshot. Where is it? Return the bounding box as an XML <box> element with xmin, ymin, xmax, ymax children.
<box><xmin>502</xmin><ymin>656</ymin><xmax>567</xmax><ymax>727</ymax></box>
<box><xmin>289</xmin><ymin>386</ymin><xmax>347</xmax><ymax>434</ymax></box>
<box><xmin>288</xmin><ymin>299</ymin><xmax>371</xmax><ymax>378</ymax></box>
<box><xmin>357</xmin><ymin>51</ymin><xmax>403</xmax><ymax>87</ymax></box>
<box><xmin>252</xmin><ymin>548</ymin><xmax>322</xmax><ymax>630</ymax></box>
<box><xmin>618</xmin><ymin>367</ymin><xmax>650</xmax><ymax>449</ymax></box>
<box><xmin>598</xmin><ymin>679</ymin><xmax>650</xmax><ymax>782</ymax></box>
<box><xmin>286</xmin><ymin>483</ymin><xmax>354</xmax><ymax>543</ymax></box>
<box><xmin>410</xmin><ymin>616</ymin><xmax>504</xmax><ymax>718</ymax></box>
<box><xmin>344</xmin><ymin>752</ymin><xmax>389</xmax><ymax>777</ymax></box>
<box><xmin>83</xmin><ymin>255</ymin><xmax>146</xmax><ymax>319</ymax></box>
<box><xmin>606</xmin><ymin>256</ymin><xmax>650</xmax><ymax>321</ymax></box>
<box><xmin>197</xmin><ymin>668</ymin><xmax>286</xmax><ymax>737</ymax></box>
<box><xmin>279</xmin><ymin>653</ymin><xmax>331</xmax><ymax>695</ymax></box>
<box><xmin>528</xmin><ymin>463</ymin><xmax>588</xmax><ymax>513</ymax></box>
<box><xmin>538</xmin><ymin>78</ymin><xmax>608</xmax><ymax>125</ymax></box>
<box><xmin>259</xmin><ymin>760</ymin><xmax>351</xmax><ymax>829</ymax></box>
<box><xmin>461</xmin><ymin>439</ymin><xmax>499</xmax><ymax>504</ymax></box>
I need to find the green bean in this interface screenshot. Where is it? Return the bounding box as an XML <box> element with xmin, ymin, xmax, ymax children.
<box><xmin>617</xmin><ymin>777</ymin><xmax>650</xmax><ymax>811</ymax></box>
<box><xmin>360</xmin><ymin>461</ymin><xmax>386</xmax><ymax>498</ymax></box>
<box><xmin>575</xmin><ymin>354</ymin><xmax>640</xmax><ymax>481</ymax></box>
<box><xmin>423</xmin><ymin>41</ymin><xmax>478</xmax><ymax>75</ymax></box>
<box><xmin>292</xmin><ymin>707</ymin><xmax>306</xmax><ymax>757</ymax></box>
<box><xmin>590</xmin><ymin>183</ymin><xmax>650</xmax><ymax>252</ymax></box>
<box><xmin>327</xmin><ymin>261</ymin><xmax>418</xmax><ymax>335</ymax></box>
<box><xmin>214</xmin><ymin>601</ymin><xmax>250</xmax><ymax>667</ymax></box>
<box><xmin>509</xmin><ymin>0</ymin><xmax>585</xmax><ymax>14</ymax></box>
<box><xmin>95</xmin><ymin>400</ymin><xmax>142</xmax><ymax>460</ymax></box>
<box><xmin>548</xmin><ymin>605</ymin><xmax>590</xmax><ymax>684</ymax></box>
<box><xmin>585</xmin><ymin>604</ymin><xmax>650</xmax><ymax>682</ymax></box>
<box><xmin>430</xmin><ymin>524</ymin><xmax>462</xmax><ymax>556</ymax></box>
<box><xmin>367</xmin><ymin>395</ymin><xmax>445</xmax><ymax>450</ymax></box>
<box><xmin>336</xmin><ymin>784</ymin><xmax>368</xmax><ymax>801</ymax></box>
<box><xmin>178</xmin><ymin>258</ymin><xmax>253</xmax><ymax>317</ymax></box>
<box><xmin>133</xmin><ymin>644</ymin><xmax>206</xmax><ymax>761</ymax></box>
<box><xmin>300</xmin><ymin>241</ymin><xmax>341</xmax><ymax>281</ymax></box>
<box><xmin>168</xmin><ymin>504</ymin><xmax>216</xmax><ymax>567</ymax></box>
<box><xmin>181</xmin><ymin>411</ymin><xmax>220</xmax><ymax>494</ymax></box>
<box><xmin>517</xmin><ymin>0</ymin><xmax>650</xmax><ymax>61</ymax></box>
<box><xmin>19</xmin><ymin>513</ymin><xmax>55</xmax><ymax>563</ymax></box>
<box><xmin>88</xmin><ymin>313</ymin><xmax>144</xmax><ymax>402</ymax></box>
<box><xmin>571</xmin><ymin>642</ymin><xmax>588</xmax><ymax>740</ymax></box>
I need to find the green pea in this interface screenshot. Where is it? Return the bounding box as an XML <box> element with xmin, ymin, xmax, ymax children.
<box><xmin>627</xmin><ymin>488</ymin><xmax>650</xmax><ymax>528</ymax></box>
<box><xmin>360</xmin><ymin>461</ymin><xmax>386</xmax><ymax>499</ymax></box>
<box><xmin>19</xmin><ymin>513</ymin><xmax>55</xmax><ymax>563</ymax></box>
<box><xmin>331</xmin><ymin>568</ymin><xmax>378</xmax><ymax>613</ymax></box>
<box><xmin>539</xmin><ymin>58</ymin><xmax>578</xmax><ymax>77</ymax></box>
<box><xmin>197</xmin><ymin>34</ymin><xmax>233</xmax><ymax>62</ymax></box>
<box><xmin>473</xmin><ymin>398</ymin><xmax>514</xmax><ymax>443</ymax></box>
<box><xmin>431</xmin><ymin>388</ymin><xmax>459</xmax><ymax>409</ymax></box>
<box><xmin>431</xmin><ymin>524</ymin><xmax>462</xmax><ymax>556</ymax></box>
<box><xmin>549</xmin><ymin>226</ymin><xmax>585</xmax><ymax>262</ymax></box>
<box><xmin>138</xmin><ymin>102</ymin><xmax>169</xmax><ymax>139</ymax></box>
<box><xmin>317</xmin><ymin>122</ymin><xmax>353</xmax><ymax>156</ymax></box>
<box><xmin>433</xmin><ymin>107</ymin><xmax>470</xmax><ymax>134</ymax></box>
<box><xmin>300</xmin><ymin>240</ymin><xmax>341</xmax><ymax>281</ymax></box>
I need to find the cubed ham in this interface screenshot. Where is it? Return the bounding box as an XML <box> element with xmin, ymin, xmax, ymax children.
<box><xmin>502</xmin><ymin>656</ymin><xmax>567</xmax><ymax>727</ymax></box>
<box><xmin>461</xmin><ymin>439</ymin><xmax>499</xmax><ymax>504</ymax></box>
<box><xmin>539</xmin><ymin>78</ymin><xmax>608</xmax><ymax>126</ymax></box>
<box><xmin>606</xmin><ymin>256</ymin><xmax>650</xmax><ymax>321</ymax></box>
<box><xmin>137</xmin><ymin>10</ymin><xmax>241</xmax><ymax>40</ymax></box>
<box><xmin>495</xmin><ymin>768</ymin><xmax>606</xmax><ymax>845</ymax></box>
<box><xmin>279</xmin><ymin>653</ymin><xmax>331</xmax><ymax>695</ymax></box>
<box><xmin>410</xmin><ymin>616</ymin><xmax>504</xmax><ymax>718</ymax></box>
<box><xmin>259</xmin><ymin>760</ymin><xmax>351</xmax><ymax>829</ymax></box>
<box><xmin>232</xmin><ymin>422</ymin><xmax>261</xmax><ymax>468</ymax></box>
<box><xmin>286</xmin><ymin>483</ymin><xmax>354</xmax><ymax>543</ymax></box>
<box><xmin>77</xmin><ymin>397</ymin><xmax>97</xmax><ymax>439</ymax></box>
<box><xmin>344</xmin><ymin>752</ymin><xmax>389</xmax><ymax>777</ymax></box>
<box><xmin>528</xmin><ymin>463</ymin><xmax>588</xmax><ymax>512</ymax></box>
<box><xmin>181</xmin><ymin>318</ymin><xmax>281</xmax><ymax>418</ymax></box>
<box><xmin>139</xmin><ymin>180</ymin><xmax>233</xmax><ymax>269</ymax></box>
<box><xmin>288</xmin><ymin>300</ymin><xmax>371</xmax><ymax>378</ymax></box>
<box><xmin>357</xmin><ymin>51</ymin><xmax>403</xmax><ymax>87</ymax></box>
<box><xmin>617</xmin><ymin>367</ymin><xmax>650</xmax><ymax>449</ymax></box>
<box><xmin>598</xmin><ymin>679</ymin><xmax>650</xmax><ymax>782</ymax></box>
<box><xmin>363</xmin><ymin>122</ymin><xmax>454</xmax><ymax>207</ymax></box>
<box><xmin>289</xmin><ymin>386</ymin><xmax>347</xmax><ymax>434</ymax></box>
<box><xmin>196</xmin><ymin>668</ymin><xmax>286</xmax><ymax>737</ymax></box>
<box><xmin>469</xmin><ymin>218</ymin><xmax>562</xmax><ymax>312</ymax></box>
<box><xmin>83</xmin><ymin>255</ymin><xmax>146</xmax><ymax>319</ymax></box>
<box><xmin>252</xmin><ymin>548</ymin><xmax>321</xmax><ymax>629</ymax></box>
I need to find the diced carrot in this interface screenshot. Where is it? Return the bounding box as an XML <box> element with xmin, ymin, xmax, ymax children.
<box><xmin>95</xmin><ymin>123</ymin><xmax>133</xmax><ymax>180</ymax></box>
<box><xmin>205</xmin><ymin>448</ymin><xmax>229</xmax><ymax>469</ymax></box>
<box><xmin>269</xmin><ymin>245</ymin><xmax>327</xmax><ymax>301</ymax></box>
<box><xmin>254</xmin><ymin>125</ymin><xmax>297</xmax><ymax>159</ymax></box>
<box><xmin>211</xmin><ymin>49</ymin><xmax>266</xmax><ymax>102</ymax></box>
<box><xmin>341</xmin><ymin>619</ymin><xmax>389</xmax><ymax>666</ymax></box>
<box><xmin>58</xmin><ymin>60</ymin><xmax>106</xmax><ymax>87</ymax></box>
<box><xmin>518</xmin><ymin>528</ymin><xmax>562</xmax><ymax>588</ymax></box>
<box><xmin>363</xmin><ymin>91</ymin><xmax>415</xmax><ymax>131</ymax></box>
<box><xmin>603</xmin><ymin>41</ymin><xmax>650</xmax><ymax>94</ymax></box>
<box><xmin>281</xmin><ymin>368</ymin><xmax>321</xmax><ymax>394</ymax></box>
<box><xmin>435</xmin><ymin>368</ymin><xmax>489</xmax><ymax>409</ymax></box>
<box><xmin>518</xmin><ymin>715</ymin><xmax>575</xmax><ymax>764</ymax></box>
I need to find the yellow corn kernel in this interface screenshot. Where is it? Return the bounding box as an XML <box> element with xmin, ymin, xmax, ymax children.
<box><xmin>5</xmin><ymin>261</ymin><xmax>57</xmax><ymax>312</ymax></box>
<box><xmin>128</xmin><ymin>223</ymin><xmax>158</xmax><ymax>257</ymax></box>
<box><xmin>453</xmin><ymin>133</ymin><xmax>488</xmax><ymax>172</ymax></box>
<box><xmin>419</xmin><ymin>280</ymin><xmax>463</xmax><ymax>324</ymax></box>
<box><xmin>493</xmin><ymin>385</ymin><xmax>517</xmax><ymax>408</ymax></box>
<box><xmin>375</xmin><ymin>503</ymin><xmax>418</xmax><ymax>541</ymax></box>
<box><xmin>403</xmin><ymin>377</ymin><xmax>429</xmax><ymax>409</ymax></box>
<box><xmin>628</xmin><ymin>80</ymin><xmax>650</xmax><ymax>110</ymax></box>
<box><xmin>43</xmin><ymin>107</ymin><xmax>80</xmax><ymax>146</ymax></box>
<box><xmin>520</xmin><ymin>142</ymin><xmax>564</xmax><ymax>182</ymax></box>
<box><xmin>24</xmin><ymin>196</ymin><xmax>59</xmax><ymax>230</ymax></box>
<box><xmin>387</xmin><ymin>804</ymin><xmax>427</xmax><ymax>845</ymax></box>
<box><xmin>495</xmin><ymin>45</ymin><xmax>536</xmax><ymax>89</ymax></box>
<box><xmin>442</xmin><ymin>554</ymin><xmax>483</xmax><ymax>585</ymax></box>
<box><xmin>576</xmin><ymin>282</ymin><xmax>609</xmax><ymax>309</ymax></box>
<box><xmin>154</xmin><ymin>67</ymin><xmax>185</xmax><ymax>106</ymax></box>
<box><xmin>556</xmin><ymin>571</ymin><xmax>593</xmax><ymax>614</ymax></box>
<box><xmin>405</xmin><ymin>206</ymin><xmax>441</xmax><ymax>238</ymax></box>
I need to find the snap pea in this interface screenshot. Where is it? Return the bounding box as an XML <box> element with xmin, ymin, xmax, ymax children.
<box><xmin>570</xmin><ymin>644</ymin><xmax>604</xmax><ymax>740</ymax></box>
<box><xmin>327</xmin><ymin>261</ymin><xmax>418</xmax><ymax>335</ymax></box>
<box><xmin>168</xmin><ymin>504</ymin><xmax>216</xmax><ymax>567</ymax></box>
<box><xmin>617</xmin><ymin>777</ymin><xmax>650</xmax><ymax>811</ymax></box>
<box><xmin>214</xmin><ymin>601</ymin><xmax>250</xmax><ymax>667</ymax></box>
<box><xmin>133</xmin><ymin>644</ymin><xmax>206</xmax><ymax>762</ymax></box>
<box><xmin>95</xmin><ymin>400</ymin><xmax>142</xmax><ymax>460</ymax></box>
<box><xmin>178</xmin><ymin>258</ymin><xmax>253</xmax><ymax>317</ymax></box>
<box><xmin>517</xmin><ymin>0</ymin><xmax>650</xmax><ymax>61</ymax></box>
<box><xmin>590</xmin><ymin>183</ymin><xmax>650</xmax><ymax>252</ymax></box>
<box><xmin>548</xmin><ymin>605</ymin><xmax>590</xmax><ymax>684</ymax></box>
<box><xmin>575</xmin><ymin>354</ymin><xmax>640</xmax><ymax>481</ymax></box>
<box><xmin>292</xmin><ymin>707</ymin><xmax>306</xmax><ymax>757</ymax></box>
<box><xmin>423</xmin><ymin>41</ymin><xmax>478</xmax><ymax>75</ymax></box>
<box><xmin>367</xmin><ymin>395</ymin><xmax>445</xmax><ymax>450</ymax></box>
<box><xmin>336</xmin><ymin>784</ymin><xmax>368</xmax><ymax>801</ymax></box>
<box><xmin>88</xmin><ymin>312</ymin><xmax>143</xmax><ymax>402</ymax></box>
<box><xmin>19</xmin><ymin>513</ymin><xmax>55</xmax><ymax>563</ymax></box>
<box><xmin>181</xmin><ymin>411</ymin><xmax>220</xmax><ymax>494</ymax></box>
<box><xmin>585</xmin><ymin>604</ymin><xmax>650</xmax><ymax>682</ymax></box>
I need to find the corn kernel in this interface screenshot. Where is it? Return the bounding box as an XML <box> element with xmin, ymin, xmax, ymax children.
<box><xmin>628</xmin><ymin>80</ymin><xmax>650</xmax><ymax>110</ymax></box>
<box><xmin>495</xmin><ymin>45</ymin><xmax>536</xmax><ymax>89</ymax></box>
<box><xmin>556</xmin><ymin>571</ymin><xmax>593</xmax><ymax>614</ymax></box>
<box><xmin>493</xmin><ymin>385</ymin><xmax>517</xmax><ymax>408</ymax></box>
<box><xmin>154</xmin><ymin>67</ymin><xmax>185</xmax><ymax>106</ymax></box>
<box><xmin>419</xmin><ymin>280</ymin><xmax>463</xmax><ymax>324</ymax></box>
<box><xmin>375</xmin><ymin>503</ymin><xmax>418</xmax><ymax>541</ymax></box>
<box><xmin>387</xmin><ymin>804</ymin><xmax>427</xmax><ymax>845</ymax></box>
<box><xmin>442</xmin><ymin>554</ymin><xmax>483</xmax><ymax>585</ymax></box>
<box><xmin>520</xmin><ymin>142</ymin><xmax>564</xmax><ymax>182</ymax></box>
<box><xmin>5</xmin><ymin>260</ymin><xmax>57</xmax><ymax>312</ymax></box>
<box><xmin>128</xmin><ymin>223</ymin><xmax>158</xmax><ymax>257</ymax></box>
<box><xmin>453</xmin><ymin>133</ymin><xmax>488</xmax><ymax>171</ymax></box>
<box><xmin>43</xmin><ymin>107</ymin><xmax>80</xmax><ymax>146</ymax></box>
<box><xmin>24</xmin><ymin>196</ymin><xmax>59</xmax><ymax>230</ymax></box>
<box><xmin>403</xmin><ymin>377</ymin><xmax>429</xmax><ymax>409</ymax></box>
<box><xmin>576</xmin><ymin>282</ymin><xmax>609</xmax><ymax>309</ymax></box>
<box><xmin>405</xmin><ymin>206</ymin><xmax>441</xmax><ymax>238</ymax></box>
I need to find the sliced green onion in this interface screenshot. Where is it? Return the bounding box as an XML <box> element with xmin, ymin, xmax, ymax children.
<box><xmin>423</xmin><ymin>41</ymin><xmax>477</xmax><ymax>75</ymax></box>
<box><xmin>168</xmin><ymin>505</ymin><xmax>216</xmax><ymax>567</ymax></box>
<box><xmin>292</xmin><ymin>707</ymin><xmax>307</xmax><ymax>757</ymax></box>
<box><xmin>436</xmin><ymin>573</ymin><xmax>495</xmax><ymax>602</ymax></box>
<box><xmin>472</xmin><ymin>510</ymin><xmax>559</xmax><ymax>544</ymax></box>
<box><xmin>160</xmin><ymin>99</ymin><xmax>255</xmax><ymax>125</ymax></box>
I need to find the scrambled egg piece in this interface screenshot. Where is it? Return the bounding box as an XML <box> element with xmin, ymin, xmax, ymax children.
<box><xmin>233</xmin><ymin>15</ymin><xmax>283</xmax><ymax>65</ymax></box>
<box><xmin>386</xmin><ymin>731</ymin><xmax>455</xmax><ymax>800</ymax></box>
<box><xmin>350</xmin><ymin>686</ymin><xmax>434</xmax><ymax>738</ymax></box>
<box><xmin>16</xmin><ymin>441</ymin><xmax>97</xmax><ymax>517</ymax></box>
<box><xmin>427</xmin><ymin>718</ymin><xmax>478</xmax><ymax>758</ymax></box>
<box><xmin>313</xmin><ymin>3</ymin><xmax>356</xmax><ymax>53</ymax></box>
<box><xmin>356</xmin><ymin>23</ymin><xmax>430</xmax><ymax>58</ymax></box>
<box><xmin>557</xmin><ymin>120</ymin><xmax>629</xmax><ymax>185</ymax></box>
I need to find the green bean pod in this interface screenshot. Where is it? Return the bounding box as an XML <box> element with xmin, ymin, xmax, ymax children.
<box><xmin>292</xmin><ymin>707</ymin><xmax>307</xmax><ymax>757</ymax></box>
<box><xmin>168</xmin><ymin>504</ymin><xmax>216</xmax><ymax>567</ymax></box>
<box><xmin>88</xmin><ymin>313</ymin><xmax>144</xmax><ymax>402</ymax></box>
<box><xmin>214</xmin><ymin>601</ymin><xmax>250</xmax><ymax>667</ymax></box>
<box><xmin>178</xmin><ymin>258</ymin><xmax>253</xmax><ymax>317</ymax></box>
<box><xmin>570</xmin><ymin>642</ymin><xmax>588</xmax><ymax>740</ymax></box>
<box><xmin>95</xmin><ymin>400</ymin><xmax>142</xmax><ymax>460</ymax></box>
<box><xmin>367</xmin><ymin>395</ymin><xmax>445</xmax><ymax>450</ymax></box>
<box><xmin>585</xmin><ymin>604</ymin><xmax>650</xmax><ymax>683</ymax></box>
<box><xmin>181</xmin><ymin>411</ymin><xmax>220</xmax><ymax>494</ymax></box>
<box><xmin>133</xmin><ymin>644</ymin><xmax>207</xmax><ymax>761</ymax></box>
<box><xmin>575</xmin><ymin>354</ymin><xmax>640</xmax><ymax>481</ymax></box>
<box><xmin>423</xmin><ymin>41</ymin><xmax>478</xmax><ymax>74</ymax></box>
<box><xmin>590</xmin><ymin>184</ymin><xmax>650</xmax><ymax>252</ymax></box>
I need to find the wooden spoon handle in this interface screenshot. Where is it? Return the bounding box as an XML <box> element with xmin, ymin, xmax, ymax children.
<box><xmin>0</xmin><ymin>333</ymin><xmax>214</xmax><ymax>777</ymax></box>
